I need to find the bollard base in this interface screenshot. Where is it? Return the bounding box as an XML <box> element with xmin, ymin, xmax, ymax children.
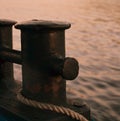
<box><xmin>0</xmin><ymin>82</ymin><xmax>90</xmax><ymax>121</ymax></box>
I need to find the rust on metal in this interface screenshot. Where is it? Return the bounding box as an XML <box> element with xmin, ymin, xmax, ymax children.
<box><xmin>15</xmin><ymin>20</ymin><xmax>79</xmax><ymax>105</ymax></box>
<box><xmin>0</xmin><ymin>19</ymin><xmax>17</xmax><ymax>89</ymax></box>
<box><xmin>0</xmin><ymin>48</ymin><xmax>22</xmax><ymax>64</ymax></box>
<box><xmin>0</xmin><ymin>19</ymin><xmax>17</xmax><ymax>26</ymax></box>
<box><xmin>15</xmin><ymin>19</ymin><xmax>71</xmax><ymax>30</ymax></box>
<box><xmin>0</xmin><ymin>19</ymin><xmax>90</xmax><ymax>121</ymax></box>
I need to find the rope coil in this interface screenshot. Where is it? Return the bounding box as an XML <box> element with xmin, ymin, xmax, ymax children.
<box><xmin>17</xmin><ymin>92</ymin><xmax>88</xmax><ymax>121</ymax></box>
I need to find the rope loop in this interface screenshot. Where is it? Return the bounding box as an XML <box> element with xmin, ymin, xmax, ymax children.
<box><xmin>17</xmin><ymin>92</ymin><xmax>88</xmax><ymax>121</ymax></box>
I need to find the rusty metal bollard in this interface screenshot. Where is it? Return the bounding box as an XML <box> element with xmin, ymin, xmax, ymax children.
<box><xmin>0</xmin><ymin>19</ymin><xmax>17</xmax><ymax>89</ymax></box>
<box><xmin>0</xmin><ymin>19</ymin><xmax>90</xmax><ymax>121</ymax></box>
<box><xmin>15</xmin><ymin>20</ymin><xmax>90</xmax><ymax>120</ymax></box>
<box><xmin>15</xmin><ymin>20</ymin><xmax>79</xmax><ymax>104</ymax></box>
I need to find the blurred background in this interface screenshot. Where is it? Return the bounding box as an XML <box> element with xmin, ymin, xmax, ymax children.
<box><xmin>0</xmin><ymin>0</ymin><xmax>120</xmax><ymax>121</ymax></box>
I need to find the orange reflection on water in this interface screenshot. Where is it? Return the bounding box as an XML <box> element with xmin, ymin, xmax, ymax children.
<box><xmin>1</xmin><ymin>0</ymin><xmax>120</xmax><ymax>120</ymax></box>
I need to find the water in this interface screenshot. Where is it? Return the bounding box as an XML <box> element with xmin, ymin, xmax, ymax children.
<box><xmin>0</xmin><ymin>0</ymin><xmax>120</xmax><ymax>121</ymax></box>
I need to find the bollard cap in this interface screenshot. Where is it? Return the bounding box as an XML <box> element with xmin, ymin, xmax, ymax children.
<box><xmin>48</xmin><ymin>55</ymin><xmax>79</xmax><ymax>80</ymax></box>
<box><xmin>62</xmin><ymin>57</ymin><xmax>79</xmax><ymax>80</ymax></box>
<box><xmin>0</xmin><ymin>19</ymin><xmax>17</xmax><ymax>26</ymax></box>
<box><xmin>15</xmin><ymin>19</ymin><xmax>71</xmax><ymax>30</ymax></box>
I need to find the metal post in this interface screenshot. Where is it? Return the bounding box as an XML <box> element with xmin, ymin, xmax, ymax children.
<box><xmin>0</xmin><ymin>19</ymin><xmax>90</xmax><ymax>121</ymax></box>
<box><xmin>15</xmin><ymin>20</ymin><xmax>79</xmax><ymax>105</ymax></box>
<box><xmin>0</xmin><ymin>19</ymin><xmax>17</xmax><ymax>89</ymax></box>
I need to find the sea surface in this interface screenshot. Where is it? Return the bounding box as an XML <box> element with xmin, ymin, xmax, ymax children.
<box><xmin>0</xmin><ymin>0</ymin><xmax>120</xmax><ymax>121</ymax></box>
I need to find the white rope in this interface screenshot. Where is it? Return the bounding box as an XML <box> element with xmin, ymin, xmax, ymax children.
<box><xmin>17</xmin><ymin>92</ymin><xmax>88</xmax><ymax>121</ymax></box>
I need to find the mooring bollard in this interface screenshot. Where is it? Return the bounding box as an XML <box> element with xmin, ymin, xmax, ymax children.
<box><xmin>0</xmin><ymin>19</ymin><xmax>90</xmax><ymax>121</ymax></box>
<box><xmin>0</xmin><ymin>19</ymin><xmax>17</xmax><ymax>89</ymax></box>
<box><xmin>15</xmin><ymin>20</ymin><xmax>79</xmax><ymax>104</ymax></box>
<box><xmin>15</xmin><ymin>20</ymin><xmax>90</xmax><ymax>120</ymax></box>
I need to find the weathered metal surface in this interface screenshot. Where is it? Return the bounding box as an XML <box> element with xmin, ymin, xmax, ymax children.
<box><xmin>0</xmin><ymin>19</ymin><xmax>17</xmax><ymax>89</ymax></box>
<box><xmin>0</xmin><ymin>84</ymin><xmax>90</xmax><ymax>121</ymax></box>
<box><xmin>0</xmin><ymin>48</ymin><xmax>21</xmax><ymax>64</ymax></box>
<box><xmin>0</xmin><ymin>19</ymin><xmax>90</xmax><ymax>121</ymax></box>
<box><xmin>15</xmin><ymin>19</ymin><xmax>71</xmax><ymax>30</ymax></box>
<box><xmin>62</xmin><ymin>57</ymin><xmax>79</xmax><ymax>80</ymax></box>
<box><xmin>0</xmin><ymin>19</ymin><xmax>17</xmax><ymax>26</ymax></box>
<box><xmin>15</xmin><ymin>20</ymin><xmax>79</xmax><ymax>105</ymax></box>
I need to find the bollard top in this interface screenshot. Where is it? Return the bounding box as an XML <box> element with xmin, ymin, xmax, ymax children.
<box><xmin>0</xmin><ymin>19</ymin><xmax>17</xmax><ymax>26</ymax></box>
<box><xmin>15</xmin><ymin>19</ymin><xmax>71</xmax><ymax>30</ymax></box>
